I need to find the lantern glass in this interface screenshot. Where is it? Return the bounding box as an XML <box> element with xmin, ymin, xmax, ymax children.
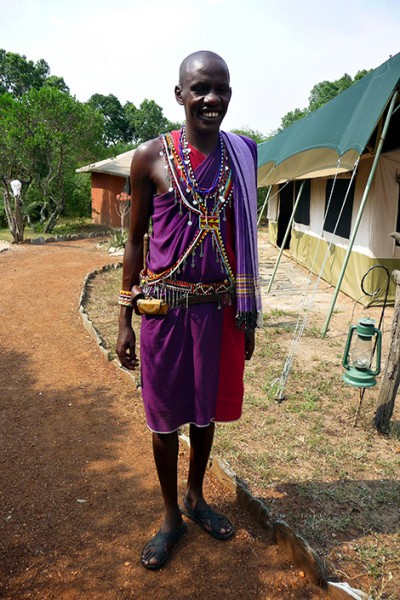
<box><xmin>350</xmin><ymin>335</ymin><xmax>373</xmax><ymax>370</ymax></box>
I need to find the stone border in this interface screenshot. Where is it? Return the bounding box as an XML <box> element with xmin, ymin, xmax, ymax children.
<box><xmin>79</xmin><ymin>265</ymin><xmax>369</xmax><ymax>600</ymax></box>
<box><xmin>0</xmin><ymin>241</ymin><xmax>10</xmax><ymax>254</ymax></box>
<box><xmin>22</xmin><ymin>231</ymin><xmax>110</xmax><ymax>245</ymax></box>
<box><xmin>0</xmin><ymin>231</ymin><xmax>110</xmax><ymax>250</ymax></box>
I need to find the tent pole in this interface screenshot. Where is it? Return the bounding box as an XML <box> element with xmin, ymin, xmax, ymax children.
<box><xmin>257</xmin><ymin>185</ymin><xmax>272</xmax><ymax>226</ymax></box>
<box><xmin>321</xmin><ymin>89</ymin><xmax>399</xmax><ymax>336</ymax></box>
<box><xmin>267</xmin><ymin>180</ymin><xmax>305</xmax><ymax>293</ymax></box>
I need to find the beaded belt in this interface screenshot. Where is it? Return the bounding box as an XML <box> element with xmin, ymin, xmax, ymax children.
<box><xmin>141</xmin><ymin>272</ymin><xmax>235</xmax><ymax>309</ymax></box>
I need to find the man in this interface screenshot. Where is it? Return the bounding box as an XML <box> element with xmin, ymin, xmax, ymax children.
<box><xmin>116</xmin><ymin>50</ymin><xmax>261</xmax><ymax>570</ymax></box>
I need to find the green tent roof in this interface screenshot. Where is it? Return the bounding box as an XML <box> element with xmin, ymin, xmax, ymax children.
<box><xmin>258</xmin><ymin>52</ymin><xmax>400</xmax><ymax>185</ymax></box>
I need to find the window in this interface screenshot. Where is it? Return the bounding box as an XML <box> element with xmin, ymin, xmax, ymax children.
<box><xmin>294</xmin><ymin>180</ymin><xmax>311</xmax><ymax>226</ymax></box>
<box><xmin>323</xmin><ymin>176</ymin><xmax>356</xmax><ymax>239</ymax></box>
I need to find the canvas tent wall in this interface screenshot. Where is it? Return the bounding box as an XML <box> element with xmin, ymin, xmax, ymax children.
<box><xmin>257</xmin><ymin>52</ymin><xmax>400</xmax><ymax>308</ymax></box>
<box><xmin>76</xmin><ymin>149</ymin><xmax>134</xmax><ymax>228</ymax></box>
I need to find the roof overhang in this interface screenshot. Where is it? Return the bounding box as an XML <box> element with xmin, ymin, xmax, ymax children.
<box><xmin>76</xmin><ymin>149</ymin><xmax>135</xmax><ymax>177</ymax></box>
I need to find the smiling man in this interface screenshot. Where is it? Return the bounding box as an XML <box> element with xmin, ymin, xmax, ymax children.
<box><xmin>116</xmin><ymin>51</ymin><xmax>262</xmax><ymax>570</ymax></box>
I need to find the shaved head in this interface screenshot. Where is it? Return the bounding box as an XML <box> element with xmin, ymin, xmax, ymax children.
<box><xmin>179</xmin><ymin>51</ymin><xmax>230</xmax><ymax>86</ymax></box>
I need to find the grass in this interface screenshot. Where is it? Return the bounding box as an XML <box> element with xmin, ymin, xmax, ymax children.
<box><xmin>0</xmin><ymin>217</ymin><xmax>111</xmax><ymax>242</ymax></box>
<box><xmin>84</xmin><ymin>266</ymin><xmax>400</xmax><ymax>598</ymax></box>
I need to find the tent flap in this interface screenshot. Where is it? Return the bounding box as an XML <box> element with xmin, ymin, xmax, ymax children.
<box><xmin>258</xmin><ymin>53</ymin><xmax>400</xmax><ymax>186</ymax></box>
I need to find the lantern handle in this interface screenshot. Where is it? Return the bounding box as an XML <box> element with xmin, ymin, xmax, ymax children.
<box><xmin>370</xmin><ymin>327</ymin><xmax>382</xmax><ymax>376</ymax></box>
<box><xmin>342</xmin><ymin>325</ymin><xmax>357</xmax><ymax>369</ymax></box>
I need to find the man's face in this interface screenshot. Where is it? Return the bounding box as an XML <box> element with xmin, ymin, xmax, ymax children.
<box><xmin>175</xmin><ymin>56</ymin><xmax>232</xmax><ymax>134</ymax></box>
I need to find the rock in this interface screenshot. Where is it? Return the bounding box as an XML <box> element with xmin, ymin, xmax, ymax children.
<box><xmin>326</xmin><ymin>581</ymin><xmax>368</xmax><ymax>599</ymax></box>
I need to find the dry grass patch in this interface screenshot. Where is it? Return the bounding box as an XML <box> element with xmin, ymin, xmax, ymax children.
<box><xmin>84</xmin><ymin>266</ymin><xmax>400</xmax><ymax>599</ymax></box>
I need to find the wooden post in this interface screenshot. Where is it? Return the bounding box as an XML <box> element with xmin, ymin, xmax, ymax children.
<box><xmin>374</xmin><ymin>263</ymin><xmax>400</xmax><ymax>433</ymax></box>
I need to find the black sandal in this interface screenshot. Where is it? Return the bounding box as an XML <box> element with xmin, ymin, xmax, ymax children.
<box><xmin>181</xmin><ymin>498</ymin><xmax>234</xmax><ymax>541</ymax></box>
<box><xmin>141</xmin><ymin>523</ymin><xmax>187</xmax><ymax>570</ymax></box>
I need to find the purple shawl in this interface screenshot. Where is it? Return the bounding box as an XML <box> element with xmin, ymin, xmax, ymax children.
<box><xmin>222</xmin><ymin>132</ymin><xmax>262</xmax><ymax>330</ymax></box>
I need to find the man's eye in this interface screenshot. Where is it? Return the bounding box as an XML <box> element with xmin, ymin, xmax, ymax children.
<box><xmin>193</xmin><ymin>86</ymin><xmax>208</xmax><ymax>94</ymax></box>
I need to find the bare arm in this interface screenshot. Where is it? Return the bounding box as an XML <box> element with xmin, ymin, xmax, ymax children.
<box><xmin>116</xmin><ymin>139</ymin><xmax>161</xmax><ymax>370</ymax></box>
<box><xmin>245</xmin><ymin>330</ymin><xmax>255</xmax><ymax>361</ymax></box>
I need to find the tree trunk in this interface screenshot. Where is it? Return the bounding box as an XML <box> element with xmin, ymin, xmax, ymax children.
<box><xmin>374</xmin><ymin>269</ymin><xmax>400</xmax><ymax>433</ymax></box>
<box><xmin>1</xmin><ymin>181</ymin><xmax>25</xmax><ymax>243</ymax></box>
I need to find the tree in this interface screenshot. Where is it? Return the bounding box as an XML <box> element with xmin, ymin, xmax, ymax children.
<box><xmin>230</xmin><ymin>127</ymin><xmax>271</xmax><ymax>215</ymax></box>
<box><xmin>308</xmin><ymin>73</ymin><xmax>353</xmax><ymax>112</ymax></box>
<box><xmin>0</xmin><ymin>49</ymin><xmax>50</xmax><ymax>96</ymax></box>
<box><xmin>230</xmin><ymin>127</ymin><xmax>270</xmax><ymax>144</ymax></box>
<box><xmin>1</xmin><ymin>176</ymin><xmax>31</xmax><ymax>242</ymax></box>
<box><xmin>279</xmin><ymin>69</ymin><xmax>372</xmax><ymax>130</ymax></box>
<box><xmin>88</xmin><ymin>93</ymin><xmax>133</xmax><ymax>146</ymax></box>
<box><xmin>0</xmin><ymin>87</ymin><xmax>104</xmax><ymax>236</ymax></box>
<box><xmin>44</xmin><ymin>75</ymin><xmax>70</xmax><ymax>94</ymax></box>
<box><xmin>280</xmin><ymin>108</ymin><xmax>309</xmax><ymax>130</ymax></box>
<box><xmin>129</xmin><ymin>99</ymin><xmax>180</xmax><ymax>143</ymax></box>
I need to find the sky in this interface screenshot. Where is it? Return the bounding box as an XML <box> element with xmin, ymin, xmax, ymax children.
<box><xmin>1</xmin><ymin>0</ymin><xmax>400</xmax><ymax>134</ymax></box>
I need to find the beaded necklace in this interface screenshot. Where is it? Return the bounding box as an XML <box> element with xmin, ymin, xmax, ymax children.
<box><xmin>178</xmin><ymin>126</ymin><xmax>224</xmax><ymax>196</ymax></box>
<box><xmin>163</xmin><ymin>126</ymin><xmax>233</xmax><ymax>221</ymax></box>
<box><xmin>141</xmin><ymin>128</ymin><xmax>235</xmax><ymax>305</ymax></box>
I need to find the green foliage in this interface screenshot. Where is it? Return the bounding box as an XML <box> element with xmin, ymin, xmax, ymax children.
<box><xmin>279</xmin><ymin>68</ymin><xmax>372</xmax><ymax>130</ymax></box>
<box><xmin>0</xmin><ymin>46</ymin><xmax>186</xmax><ymax>239</ymax></box>
<box><xmin>52</xmin><ymin>217</ymin><xmax>92</xmax><ymax>235</ymax></box>
<box><xmin>128</xmin><ymin>98</ymin><xmax>178</xmax><ymax>143</ymax></box>
<box><xmin>63</xmin><ymin>172</ymin><xmax>92</xmax><ymax>217</ymax></box>
<box><xmin>109</xmin><ymin>228</ymin><xmax>127</xmax><ymax>249</ymax></box>
<box><xmin>0</xmin><ymin>196</ymin><xmax>7</xmax><ymax>228</ymax></box>
<box><xmin>0</xmin><ymin>86</ymin><xmax>104</xmax><ymax>234</ymax></box>
<box><xmin>88</xmin><ymin>93</ymin><xmax>133</xmax><ymax>146</ymax></box>
<box><xmin>0</xmin><ymin>48</ymin><xmax>70</xmax><ymax>98</ymax></box>
<box><xmin>308</xmin><ymin>73</ymin><xmax>353</xmax><ymax>111</ymax></box>
<box><xmin>229</xmin><ymin>128</ymin><xmax>270</xmax><ymax>216</ymax></box>
<box><xmin>44</xmin><ymin>75</ymin><xmax>70</xmax><ymax>94</ymax></box>
<box><xmin>280</xmin><ymin>107</ymin><xmax>309</xmax><ymax>130</ymax></box>
<box><xmin>230</xmin><ymin>127</ymin><xmax>270</xmax><ymax>144</ymax></box>
<box><xmin>88</xmin><ymin>95</ymin><xmax>181</xmax><ymax>146</ymax></box>
<box><xmin>257</xmin><ymin>186</ymin><xmax>269</xmax><ymax>216</ymax></box>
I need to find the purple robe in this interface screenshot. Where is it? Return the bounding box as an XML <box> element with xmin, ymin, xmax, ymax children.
<box><xmin>139</xmin><ymin>132</ymin><xmax>257</xmax><ymax>433</ymax></box>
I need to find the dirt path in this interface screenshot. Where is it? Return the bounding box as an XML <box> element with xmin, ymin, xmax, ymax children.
<box><xmin>0</xmin><ymin>239</ymin><xmax>322</xmax><ymax>599</ymax></box>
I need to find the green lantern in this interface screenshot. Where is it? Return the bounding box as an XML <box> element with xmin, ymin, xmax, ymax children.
<box><xmin>342</xmin><ymin>318</ymin><xmax>382</xmax><ymax>388</ymax></box>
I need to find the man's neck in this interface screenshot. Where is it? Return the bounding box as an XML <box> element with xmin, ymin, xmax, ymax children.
<box><xmin>185</xmin><ymin>128</ymin><xmax>220</xmax><ymax>156</ymax></box>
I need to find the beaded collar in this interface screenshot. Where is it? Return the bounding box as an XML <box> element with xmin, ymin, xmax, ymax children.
<box><xmin>161</xmin><ymin>126</ymin><xmax>233</xmax><ymax>224</ymax></box>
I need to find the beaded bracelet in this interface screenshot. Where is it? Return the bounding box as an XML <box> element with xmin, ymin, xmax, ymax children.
<box><xmin>118</xmin><ymin>289</ymin><xmax>133</xmax><ymax>307</ymax></box>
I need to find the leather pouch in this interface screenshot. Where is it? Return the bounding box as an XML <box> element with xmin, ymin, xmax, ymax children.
<box><xmin>136</xmin><ymin>298</ymin><xmax>169</xmax><ymax>315</ymax></box>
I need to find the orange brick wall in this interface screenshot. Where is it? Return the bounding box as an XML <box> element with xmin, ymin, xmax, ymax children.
<box><xmin>91</xmin><ymin>173</ymin><xmax>129</xmax><ymax>228</ymax></box>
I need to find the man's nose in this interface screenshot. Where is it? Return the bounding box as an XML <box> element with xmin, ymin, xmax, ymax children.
<box><xmin>204</xmin><ymin>90</ymin><xmax>219</xmax><ymax>103</ymax></box>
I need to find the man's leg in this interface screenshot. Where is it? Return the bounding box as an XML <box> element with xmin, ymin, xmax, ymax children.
<box><xmin>152</xmin><ymin>430</ymin><xmax>183</xmax><ymax>530</ymax></box>
<box><xmin>186</xmin><ymin>423</ymin><xmax>215</xmax><ymax>502</ymax></box>
<box><xmin>141</xmin><ymin>431</ymin><xmax>185</xmax><ymax>568</ymax></box>
<box><xmin>184</xmin><ymin>423</ymin><xmax>233</xmax><ymax>538</ymax></box>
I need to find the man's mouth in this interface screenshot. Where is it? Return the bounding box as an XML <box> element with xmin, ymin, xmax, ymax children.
<box><xmin>201</xmin><ymin>111</ymin><xmax>221</xmax><ymax>118</ymax></box>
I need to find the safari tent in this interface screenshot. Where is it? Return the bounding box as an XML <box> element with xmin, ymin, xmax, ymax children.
<box><xmin>257</xmin><ymin>52</ymin><xmax>400</xmax><ymax>317</ymax></box>
<box><xmin>77</xmin><ymin>149</ymin><xmax>134</xmax><ymax>228</ymax></box>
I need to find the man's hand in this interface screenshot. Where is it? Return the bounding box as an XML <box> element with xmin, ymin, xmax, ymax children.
<box><xmin>116</xmin><ymin>324</ymin><xmax>139</xmax><ymax>370</ymax></box>
<box><xmin>245</xmin><ymin>330</ymin><xmax>255</xmax><ymax>361</ymax></box>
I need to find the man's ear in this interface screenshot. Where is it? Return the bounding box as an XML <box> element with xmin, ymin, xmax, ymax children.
<box><xmin>175</xmin><ymin>85</ymin><xmax>184</xmax><ymax>105</ymax></box>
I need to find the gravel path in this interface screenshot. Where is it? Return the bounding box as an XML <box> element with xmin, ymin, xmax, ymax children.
<box><xmin>0</xmin><ymin>238</ymin><xmax>322</xmax><ymax>599</ymax></box>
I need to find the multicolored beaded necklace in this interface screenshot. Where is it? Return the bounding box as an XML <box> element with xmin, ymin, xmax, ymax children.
<box><xmin>164</xmin><ymin>126</ymin><xmax>233</xmax><ymax>220</ymax></box>
<box><xmin>140</xmin><ymin>127</ymin><xmax>235</xmax><ymax>306</ymax></box>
